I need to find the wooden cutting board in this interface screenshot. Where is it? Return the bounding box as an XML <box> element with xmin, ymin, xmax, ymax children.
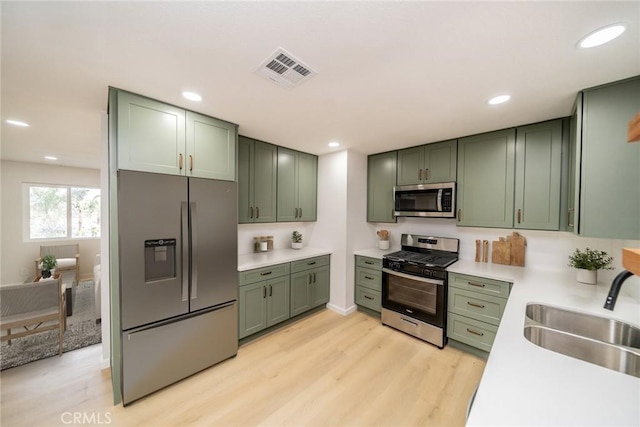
<box><xmin>492</xmin><ymin>237</ymin><xmax>511</xmax><ymax>265</ymax></box>
<box><xmin>622</xmin><ymin>248</ymin><xmax>640</xmax><ymax>276</ymax></box>
<box><xmin>508</xmin><ymin>232</ymin><xmax>526</xmax><ymax>267</ymax></box>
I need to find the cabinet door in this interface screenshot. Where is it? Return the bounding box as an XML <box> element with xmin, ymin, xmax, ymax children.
<box><xmin>186</xmin><ymin>111</ymin><xmax>236</xmax><ymax>181</ymax></box>
<box><xmin>567</xmin><ymin>100</ymin><xmax>582</xmax><ymax>233</ymax></box>
<box><xmin>290</xmin><ymin>270</ymin><xmax>311</xmax><ymax>317</ymax></box>
<box><xmin>424</xmin><ymin>140</ymin><xmax>457</xmax><ymax>183</ymax></box>
<box><xmin>117</xmin><ymin>91</ymin><xmax>185</xmax><ymax>175</ymax></box>
<box><xmin>457</xmin><ymin>129</ymin><xmax>515</xmax><ymax>228</ymax></box>
<box><xmin>580</xmin><ymin>77</ymin><xmax>640</xmax><ymax>239</ymax></box>
<box><xmin>396</xmin><ymin>146</ymin><xmax>424</xmax><ymax>185</ymax></box>
<box><xmin>297</xmin><ymin>152</ymin><xmax>318</xmax><ymax>221</ymax></box>
<box><xmin>238</xmin><ymin>282</ymin><xmax>267</xmax><ymax>339</ymax></box>
<box><xmin>310</xmin><ymin>266</ymin><xmax>330</xmax><ymax>308</ymax></box>
<box><xmin>367</xmin><ymin>151</ymin><xmax>397</xmax><ymax>223</ymax></box>
<box><xmin>277</xmin><ymin>148</ymin><xmax>298</xmax><ymax>222</ymax></box>
<box><xmin>238</xmin><ymin>136</ymin><xmax>254</xmax><ymax>224</ymax></box>
<box><xmin>266</xmin><ymin>276</ymin><xmax>290</xmax><ymax>327</ymax></box>
<box><xmin>253</xmin><ymin>141</ymin><xmax>278</xmax><ymax>223</ymax></box>
<box><xmin>514</xmin><ymin>120</ymin><xmax>562</xmax><ymax>230</ymax></box>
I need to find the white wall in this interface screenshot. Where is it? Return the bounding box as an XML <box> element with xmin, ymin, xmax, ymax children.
<box><xmin>1</xmin><ymin>160</ymin><xmax>101</xmax><ymax>284</ymax></box>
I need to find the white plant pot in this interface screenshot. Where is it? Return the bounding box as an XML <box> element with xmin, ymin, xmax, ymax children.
<box><xmin>292</xmin><ymin>242</ymin><xmax>303</xmax><ymax>249</ymax></box>
<box><xmin>378</xmin><ymin>240</ymin><xmax>390</xmax><ymax>250</ymax></box>
<box><xmin>576</xmin><ymin>268</ymin><xmax>597</xmax><ymax>285</ymax></box>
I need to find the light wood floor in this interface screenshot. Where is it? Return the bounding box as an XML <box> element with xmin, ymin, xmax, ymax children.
<box><xmin>0</xmin><ymin>309</ymin><xmax>486</xmax><ymax>427</ymax></box>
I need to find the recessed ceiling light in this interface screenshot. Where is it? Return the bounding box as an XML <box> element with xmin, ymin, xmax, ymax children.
<box><xmin>328</xmin><ymin>141</ymin><xmax>340</xmax><ymax>148</ymax></box>
<box><xmin>182</xmin><ymin>91</ymin><xmax>202</xmax><ymax>102</ymax></box>
<box><xmin>488</xmin><ymin>95</ymin><xmax>511</xmax><ymax>105</ymax></box>
<box><xmin>6</xmin><ymin>119</ymin><xmax>30</xmax><ymax>127</ymax></box>
<box><xmin>579</xmin><ymin>24</ymin><xmax>625</xmax><ymax>48</ymax></box>
<box><xmin>44</xmin><ymin>156</ymin><xmax>58</xmax><ymax>161</ymax></box>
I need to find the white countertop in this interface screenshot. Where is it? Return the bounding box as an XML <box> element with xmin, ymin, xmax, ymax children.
<box><xmin>238</xmin><ymin>247</ymin><xmax>332</xmax><ymax>271</ymax></box>
<box><xmin>353</xmin><ymin>247</ymin><xmax>398</xmax><ymax>259</ymax></box>
<box><xmin>449</xmin><ymin>260</ymin><xmax>640</xmax><ymax>426</ymax></box>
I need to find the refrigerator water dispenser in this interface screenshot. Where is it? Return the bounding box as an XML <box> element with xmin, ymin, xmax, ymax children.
<box><xmin>144</xmin><ymin>239</ymin><xmax>176</xmax><ymax>282</ymax></box>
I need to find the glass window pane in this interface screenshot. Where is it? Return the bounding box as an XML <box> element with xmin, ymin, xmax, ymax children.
<box><xmin>71</xmin><ymin>188</ymin><xmax>101</xmax><ymax>238</ymax></box>
<box><xmin>29</xmin><ymin>186</ymin><xmax>67</xmax><ymax>239</ymax></box>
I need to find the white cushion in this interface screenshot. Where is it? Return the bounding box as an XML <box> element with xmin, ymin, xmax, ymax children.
<box><xmin>56</xmin><ymin>258</ymin><xmax>76</xmax><ymax>269</ymax></box>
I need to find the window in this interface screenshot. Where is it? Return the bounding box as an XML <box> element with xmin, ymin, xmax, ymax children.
<box><xmin>25</xmin><ymin>184</ymin><xmax>101</xmax><ymax>240</ymax></box>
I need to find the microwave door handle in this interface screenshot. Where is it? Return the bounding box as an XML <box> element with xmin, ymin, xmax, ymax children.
<box><xmin>437</xmin><ymin>189</ymin><xmax>443</xmax><ymax>212</ymax></box>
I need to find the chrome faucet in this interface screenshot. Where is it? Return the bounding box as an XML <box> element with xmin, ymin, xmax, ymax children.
<box><xmin>603</xmin><ymin>270</ymin><xmax>634</xmax><ymax>310</ymax></box>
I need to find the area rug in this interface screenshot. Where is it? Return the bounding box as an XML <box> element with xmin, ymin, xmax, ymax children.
<box><xmin>1</xmin><ymin>280</ymin><xmax>102</xmax><ymax>371</ymax></box>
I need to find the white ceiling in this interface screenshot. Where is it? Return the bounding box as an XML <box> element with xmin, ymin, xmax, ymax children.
<box><xmin>2</xmin><ymin>1</ymin><xmax>639</xmax><ymax>169</ymax></box>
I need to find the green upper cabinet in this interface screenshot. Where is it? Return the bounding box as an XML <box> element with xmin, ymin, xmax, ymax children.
<box><xmin>575</xmin><ymin>77</ymin><xmax>640</xmax><ymax>239</ymax></box>
<box><xmin>185</xmin><ymin>111</ymin><xmax>236</xmax><ymax>181</ymax></box>
<box><xmin>115</xmin><ymin>89</ymin><xmax>236</xmax><ymax>180</ymax></box>
<box><xmin>277</xmin><ymin>147</ymin><xmax>318</xmax><ymax>222</ymax></box>
<box><xmin>117</xmin><ymin>90</ymin><xmax>186</xmax><ymax>175</ymax></box>
<box><xmin>457</xmin><ymin>129</ymin><xmax>515</xmax><ymax>228</ymax></box>
<box><xmin>367</xmin><ymin>151</ymin><xmax>397</xmax><ymax>223</ymax></box>
<box><xmin>396</xmin><ymin>140</ymin><xmax>457</xmax><ymax>185</ymax></box>
<box><xmin>514</xmin><ymin>120</ymin><xmax>562</xmax><ymax>230</ymax></box>
<box><xmin>238</xmin><ymin>136</ymin><xmax>277</xmax><ymax>223</ymax></box>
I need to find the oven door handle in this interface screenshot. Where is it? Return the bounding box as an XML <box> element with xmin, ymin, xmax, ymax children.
<box><xmin>382</xmin><ymin>268</ymin><xmax>444</xmax><ymax>286</ymax></box>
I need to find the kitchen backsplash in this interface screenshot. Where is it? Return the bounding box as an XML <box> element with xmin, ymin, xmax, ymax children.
<box><xmin>238</xmin><ymin>222</ymin><xmax>318</xmax><ymax>254</ymax></box>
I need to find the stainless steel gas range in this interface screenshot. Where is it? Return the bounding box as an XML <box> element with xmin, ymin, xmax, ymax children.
<box><xmin>381</xmin><ymin>233</ymin><xmax>459</xmax><ymax>348</ymax></box>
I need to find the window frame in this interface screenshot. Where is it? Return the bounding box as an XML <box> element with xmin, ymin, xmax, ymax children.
<box><xmin>23</xmin><ymin>183</ymin><xmax>102</xmax><ymax>242</ymax></box>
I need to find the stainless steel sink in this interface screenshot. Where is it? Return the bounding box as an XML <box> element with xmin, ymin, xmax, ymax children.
<box><xmin>524</xmin><ymin>303</ymin><xmax>640</xmax><ymax>378</ymax></box>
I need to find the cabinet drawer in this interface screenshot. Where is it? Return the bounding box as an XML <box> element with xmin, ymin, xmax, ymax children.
<box><xmin>448</xmin><ymin>287</ymin><xmax>506</xmax><ymax>326</ymax></box>
<box><xmin>355</xmin><ymin>256</ymin><xmax>382</xmax><ymax>270</ymax></box>
<box><xmin>447</xmin><ymin>312</ymin><xmax>498</xmax><ymax>353</ymax></box>
<box><xmin>448</xmin><ymin>272</ymin><xmax>511</xmax><ymax>298</ymax></box>
<box><xmin>355</xmin><ymin>286</ymin><xmax>381</xmax><ymax>312</ymax></box>
<box><xmin>239</xmin><ymin>263</ymin><xmax>290</xmax><ymax>286</ymax></box>
<box><xmin>356</xmin><ymin>267</ymin><xmax>382</xmax><ymax>291</ymax></box>
<box><xmin>291</xmin><ymin>255</ymin><xmax>330</xmax><ymax>273</ymax></box>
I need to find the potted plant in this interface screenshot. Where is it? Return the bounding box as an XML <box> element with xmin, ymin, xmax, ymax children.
<box><xmin>41</xmin><ymin>255</ymin><xmax>57</xmax><ymax>279</ymax></box>
<box><xmin>568</xmin><ymin>248</ymin><xmax>613</xmax><ymax>285</ymax></box>
<box><xmin>291</xmin><ymin>231</ymin><xmax>303</xmax><ymax>249</ymax></box>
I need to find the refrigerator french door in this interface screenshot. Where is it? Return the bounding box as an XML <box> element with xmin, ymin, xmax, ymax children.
<box><xmin>118</xmin><ymin>170</ymin><xmax>238</xmax><ymax>405</ymax></box>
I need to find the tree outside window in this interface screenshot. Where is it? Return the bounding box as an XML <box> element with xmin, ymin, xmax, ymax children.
<box><xmin>27</xmin><ymin>185</ymin><xmax>101</xmax><ymax>240</ymax></box>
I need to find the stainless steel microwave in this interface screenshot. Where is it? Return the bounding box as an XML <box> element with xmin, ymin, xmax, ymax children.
<box><xmin>393</xmin><ymin>182</ymin><xmax>456</xmax><ymax>218</ymax></box>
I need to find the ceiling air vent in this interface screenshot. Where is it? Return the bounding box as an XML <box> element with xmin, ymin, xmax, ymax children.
<box><xmin>255</xmin><ymin>48</ymin><xmax>317</xmax><ymax>88</ymax></box>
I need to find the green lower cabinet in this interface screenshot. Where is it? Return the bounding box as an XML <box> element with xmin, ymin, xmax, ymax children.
<box><xmin>447</xmin><ymin>272</ymin><xmax>511</xmax><ymax>352</ymax></box>
<box><xmin>239</xmin><ymin>255</ymin><xmax>330</xmax><ymax>339</ymax></box>
<box><xmin>354</xmin><ymin>255</ymin><xmax>383</xmax><ymax>313</ymax></box>
<box><xmin>238</xmin><ymin>275</ymin><xmax>290</xmax><ymax>339</ymax></box>
<box><xmin>290</xmin><ymin>264</ymin><xmax>330</xmax><ymax>317</ymax></box>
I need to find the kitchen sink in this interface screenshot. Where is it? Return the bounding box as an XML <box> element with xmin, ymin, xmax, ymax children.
<box><xmin>524</xmin><ymin>303</ymin><xmax>640</xmax><ymax>379</ymax></box>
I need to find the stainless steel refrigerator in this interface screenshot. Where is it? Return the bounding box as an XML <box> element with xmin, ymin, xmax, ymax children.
<box><xmin>118</xmin><ymin>170</ymin><xmax>238</xmax><ymax>405</ymax></box>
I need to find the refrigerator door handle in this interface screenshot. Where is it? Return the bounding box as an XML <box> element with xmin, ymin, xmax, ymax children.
<box><xmin>190</xmin><ymin>201</ymin><xmax>198</xmax><ymax>300</ymax></box>
<box><xmin>181</xmin><ymin>201</ymin><xmax>189</xmax><ymax>302</ymax></box>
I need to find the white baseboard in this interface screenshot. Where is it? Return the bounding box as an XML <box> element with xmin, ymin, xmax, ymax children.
<box><xmin>326</xmin><ymin>303</ymin><xmax>357</xmax><ymax>316</ymax></box>
<box><xmin>100</xmin><ymin>357</ymin><xmax>110</xmax><ymax>370</ymax></box>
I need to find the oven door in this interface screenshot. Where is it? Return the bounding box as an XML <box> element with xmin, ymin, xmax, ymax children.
<box><xmin>381</xmin><ymin>268</ymin><xmax>445</xmax><ymax>328</ymax></box>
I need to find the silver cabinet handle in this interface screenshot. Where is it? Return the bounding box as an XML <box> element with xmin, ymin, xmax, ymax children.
<box><xmin>567</xmin><ymin>208</ymin><xmax>575</xmax><ymax>227</ymax></box>
<box><xmin>190</xmin><ymin>201</ymin><xmax>198</xmax><ymax>300</ymax></box>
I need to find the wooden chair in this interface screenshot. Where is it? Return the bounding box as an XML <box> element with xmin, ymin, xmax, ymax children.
<box><xmin>1</xmin><ymin>275</ymin><xmax>66</xmax><ymax>355</ymax></box>
<box><xmin>35</xmin><ymin>244</ymin><xmax>80</xmax><ymax>284</ymax></box>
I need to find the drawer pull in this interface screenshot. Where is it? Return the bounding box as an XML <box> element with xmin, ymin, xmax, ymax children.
<box><xmin>364</xmin><ymin>261</ymin><xmax>374</xmax><ymax>265</ymax></box>
<box><xmin>468</xmin><ymin>281</ymin><xmax>486</xmax><ymax>288</ymax></box>
<box><xmin>364</xmin><ymin>276</ymin><xmax>374</xmax><ymax>280</ymax></box>
<box><xmin>364</xmin><ymin>295</ymin><xmax>374</xmax><ymax>300</ymax></box>
<box><xmin>466</xmin><ymin>328</ymin><xmax>484</xmax><ymax>337</ymax></box>
<box><xmin>260</xmin><ymin>271</ymin><xmax>272</xmax><ymax>276</ymax></box>
<box><xmin>467</xmin><ymin>301</ymin><xmax>485</xmax><ymax>309</ymax></box>
<box><xmin>307</xmin><ymin>261</ymin><xmax>317</xmax><ymax>266</ymax></box>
